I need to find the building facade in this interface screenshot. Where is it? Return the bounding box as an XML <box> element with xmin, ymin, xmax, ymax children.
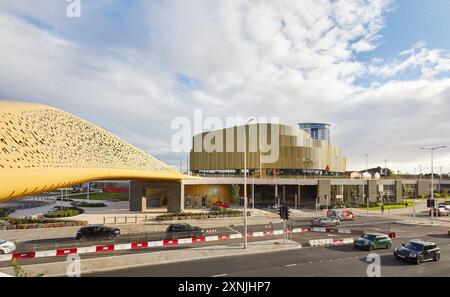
<box><xmin>189</xmin><ymin>123</ymin><xmax>346</xmax><ymax>177</ymax></box>
<box><xmin>298</xmin><ymin>123</ymin><xmax>331</xmax><ymax>142</ymax></box>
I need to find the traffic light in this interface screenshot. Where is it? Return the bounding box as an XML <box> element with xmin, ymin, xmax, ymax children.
<box><xmin>278</xmin><ymin>205</ymin><xmax>284</xmax><ymax>219</ymax></box>
<box><xmin>284</xmin><ymin>205</ymin><xmax>290</xmax><ymax>220</ymax></box>
<box><xmin>278</xmin><ymin>205</ymin><xmax>290</xmax><ymax>220</ymax></box>
<box><xmin>427</xmin><ymin>199</ymin><xmax>435</xmax><ymax>208</ymax></box>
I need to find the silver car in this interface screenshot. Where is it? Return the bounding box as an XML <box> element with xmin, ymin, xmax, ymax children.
<box><xmin>311</xmin><ymin>217</ymin><xmax>340</xmax><ymax>227</ymax></box>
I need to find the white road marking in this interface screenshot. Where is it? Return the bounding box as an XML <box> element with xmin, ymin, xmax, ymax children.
<box><xmin>212</xmin><ymin>274</ymin><xmax>228</xmax><ymax>277</ymax></box>
<box><xmin>226</xmin><ymin>226</ymin><xmax>240</xmax><ymax>234</ymax></box>
<box><xmin>285</xmin><ymin>264</ymin><xmax>297</xmax><ymax>267</ymax></box>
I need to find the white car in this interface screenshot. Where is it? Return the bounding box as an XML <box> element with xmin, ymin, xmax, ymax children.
<box><xmin>0</xmin><ymin>240</ymin><xmax>16</xmax><ymax>255</ymax></box>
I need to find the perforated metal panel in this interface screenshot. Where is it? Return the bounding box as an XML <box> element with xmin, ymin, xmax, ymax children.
<box><xmin>0</xmin><ymin>100</ymin><xmax>184</xmax><ymax>201</ymax></box>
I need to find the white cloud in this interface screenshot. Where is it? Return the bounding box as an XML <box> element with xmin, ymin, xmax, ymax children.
<box><xmin>369</xmin><ymin>42</ymin><xmax>450</xmax><ymax>79</ymax></box>
<box><xmin>0</xmin><ymin>0</ymin><xmax>449</xmax><ymax>173</ymax></box>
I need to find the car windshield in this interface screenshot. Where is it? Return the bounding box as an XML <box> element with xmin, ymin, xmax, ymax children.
<box><xmin>405</xmin><ymin>242</ymin><xmax>423</xmax><ymax>251</ymax></box>
<box><xmin>362</xmin><ymin>234</ymin><xmax>376</xmax><ymax>240</ymax></box>
<box><xmin>0</xmin><ymin>240</ymin><xmax>6</xmax><ymax>244</ymax></box>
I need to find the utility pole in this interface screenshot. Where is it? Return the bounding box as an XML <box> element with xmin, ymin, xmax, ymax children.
<box><xmin>364</xmin><ymin>153</ymin><xmax>369</xmax><ymax>215</ymax></box>
<box><xmin>420</xmin><ymin>146</ymin><xmax>447</xmax><ymax>225</ymax></box>
<box><xmin>384</xmin><ymin>160</ymin><xmax>387</xmax><ymax>177</ymax></box>
<box><xmin>243</xmin><ymin>118</ymin><xmax>255</xmax><ymax>249</ymax></box>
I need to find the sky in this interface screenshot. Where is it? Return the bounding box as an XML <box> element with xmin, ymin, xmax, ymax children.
<box><xmin>0</xmin><ymin>0</ymin><xmax>449</xmax><ymax>174</ymax></box>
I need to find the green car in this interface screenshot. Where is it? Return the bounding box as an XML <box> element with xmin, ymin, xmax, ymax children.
<box><xmin>354</xmin><ymin>233</ymin><xmax>392</xmax><ymax>251</ymax></box>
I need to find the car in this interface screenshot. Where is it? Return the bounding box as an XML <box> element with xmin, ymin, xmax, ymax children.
<box><xmin>438</xmin><ymin>205</ymin><xmax>450</xmax><ymax>212</ymax></box>
<box><xmin>76</xmin><ymin>225</ymin><xmax>120</xmax><ymax>240</ymax></box>
<box><xmin>311</xmin><ymin>217</ymin><xmax>340</xmax><ymax>227</ymax></box>
<box><xmin>354</xmin><ymin>233</ymin><xmax>392</xmax><ymax>251</ymax></box>
<box><xmin>0</xmin><ymin>239</ymin><xmax>16</xmax><ymax>255</ymax></box>
<box><xmin>163</xmin><ymin>224</ymin><xmax>205</xmax><ymax>240</ymax></box>
<box><xmin>393</xmin><ymin>240</ymin><xmax>440</xmax><ymax>265</ymax></box>
<box><xmin>212</xmin><ymin>201</ymin><xmax>230</xmax><ymax>208</ymax></box>
<box><xmin>327</xmin><ymin>209</ymin><xmax>356</xmax><ymax>221</ymax></box>
<box><xmin>429</xmin><ymin>207</ymin><xmax>449</xmax><ymax>217</ymax></box>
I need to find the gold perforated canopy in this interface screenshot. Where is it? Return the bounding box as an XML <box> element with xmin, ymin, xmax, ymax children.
<box><xmin>0</xmin><ymin>100</ymin><xmax>185</xmax><ymax>202</ymax></box>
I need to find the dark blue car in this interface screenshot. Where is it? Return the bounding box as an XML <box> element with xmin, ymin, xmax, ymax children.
<box><xmin>393</xmin><ymin>240</ymin><xmax>440</xmax><ymax>265</ymax></box>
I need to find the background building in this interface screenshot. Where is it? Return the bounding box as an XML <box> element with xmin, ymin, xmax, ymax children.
<box><xmin>298</xmin><ymin>123</ymin><xmax>331</xmax><ymax>142</ymax></box>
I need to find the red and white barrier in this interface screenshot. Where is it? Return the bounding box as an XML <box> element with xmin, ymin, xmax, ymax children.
<box><xmin>0</xmin><ymin>226</ymin><xmax>362</xmax><ymax>262</ymax></box>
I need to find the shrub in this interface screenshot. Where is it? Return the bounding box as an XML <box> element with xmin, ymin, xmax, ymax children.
<box><xmin>72</xmin><ymin>201</ymin><xmax>106</xmax><ymax>208</ymax></box>
<box><xmin>44</xmin><ymin>207</ymin><xmax>84</xmax><ymax>218</ymax></box>
<box><xmin>0</xmin><ymin>219</ymin><xmax>10</xmax><ymax>230</ymax></box>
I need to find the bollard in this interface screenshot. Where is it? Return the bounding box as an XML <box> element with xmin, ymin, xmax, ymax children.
<box><xmin>125</xmin><ymin>216</ymin><xmax>128</xmax><ymax>224</ymax></box>
<box><xmin>103</xmin><ymin>217</ymin><xmax>106</xmax><ymax>225</ymax></box>
<box><xmin>114</xmin><ymin>216</ymin><xmax>117</xmax><ymax>224</ymax></box>
<box><xmin>135</xmin><ymin>215</ymin><xmax>138</xmax><ymax>223</ymax></box>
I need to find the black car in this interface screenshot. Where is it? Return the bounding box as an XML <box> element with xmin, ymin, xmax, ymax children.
<box><xmin>163</xmin><ymin>224</ymin><xmax>204</xmax><ymax>240</ymax></box>
<box><xmin>76</xmin><ymin>225</ymin><xmax>120</xmax><ymax>240</ymax></box>
<box><xmin>393</xmin><ymin>239</ymin><xmax>440</xmax><ymax>265</ymax></box>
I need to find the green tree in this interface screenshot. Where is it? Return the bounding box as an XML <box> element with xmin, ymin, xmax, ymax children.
<box><xmin>230</xmin><ymin>184</ymin><xmax>240</xmax><ymax>203</ymax></box>
<box><xmin>11</xmin><ymin>259</ymin><xmax>43</xmax><ymax>277</ymax></box>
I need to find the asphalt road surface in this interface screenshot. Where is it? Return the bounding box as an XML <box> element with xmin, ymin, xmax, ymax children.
<box><xmin>12</xmin><ymin>215</ymin><xmax>394</xmax><ymax>253</ymax></box>
<box><xmin>88</xmin><ymin>225</ymin><xmax>450</xmax><ymax>277</ymax></box>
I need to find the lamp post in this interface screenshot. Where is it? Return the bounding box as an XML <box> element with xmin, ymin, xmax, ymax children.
<box><xmin>384</xmin><ymin>160</ymin><xmax>387</xmax><ymax>177</ymax></box>
<box><xmin>243</xmin><ymin>118</ymin><xmax>255</xmax><ymax>249</ymax></box>
<box><xmin>364</xmin><ymin>153</ymin><xmax>369</xmax><ymax>215</ymax></box>
<box><xmin>420</xmin><ymin>146</ymin><xmax>447</xmax><ymax>225</ymax></box>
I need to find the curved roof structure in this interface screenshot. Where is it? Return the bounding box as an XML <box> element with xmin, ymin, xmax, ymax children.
<box><xmin>0</xmin><ymin>100</ymin><xmax>185</xmax><ymax>202</ymax></box>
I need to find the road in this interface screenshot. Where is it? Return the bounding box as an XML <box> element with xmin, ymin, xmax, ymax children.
<box><xmin>10</xmin><ymin>215</ymin><xmax>395</xmax><ymax>253</ymax></box>
<box><xmin>87</xmin><ymin>225</ymin><xmax>450</xmax><ymax>277</ymax></box>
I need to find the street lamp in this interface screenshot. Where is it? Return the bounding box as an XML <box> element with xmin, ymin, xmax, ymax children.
<box><xmin>364</xmin><ymin>154</ymin><xmax>369</xmax><ymax>215</ymax></box>
<box><xmin>420</xmin><ymin>146</ymin><xmax>447</xmax><ymax>225</ymax></box>
<box><xmin>243</xmin><ymin>118</ymin><xmax>255</xmax><ymax>249</ymax></box>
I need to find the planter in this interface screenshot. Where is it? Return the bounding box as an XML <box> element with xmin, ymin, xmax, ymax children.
<box><xmin>17</xmin><ymin>224</ymin><xmax>28</xmax><ymax>229</ymax></box>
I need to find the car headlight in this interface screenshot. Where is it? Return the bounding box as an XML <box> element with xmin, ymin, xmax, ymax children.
<box><xmin>409</xmin><ymin>253</ymin><xmax>417</xmax><ymax>257</ymax></box>
<box><xmin>364</xmin><ymin>241</ymin><xmax>369</xmax><ymax>245</ymax></box>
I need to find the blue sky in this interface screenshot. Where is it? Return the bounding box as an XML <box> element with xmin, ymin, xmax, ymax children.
<box><xmin>360</xmin><ymin>0</ymin><xmax>450</xmax><ymax>60</ymax></box>
<box><xmin>0</xmin><ymin>0</ymin><xmax>449</xmax><ymax>172</ymax></box>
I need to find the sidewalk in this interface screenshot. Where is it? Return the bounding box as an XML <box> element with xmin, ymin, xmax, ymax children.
<box><xmin>0</xmin><ymin>239</ymin><xmax>301</xmax><ymax>277</ymax></box>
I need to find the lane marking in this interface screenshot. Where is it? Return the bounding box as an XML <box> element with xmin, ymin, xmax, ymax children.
<box><xmin>213</xmin><ymin>274</ymin><xmax>228</xmax><ymax>277</ymax></box>
<box><xmin>226</xmin><ymin>226</ymin><xmax>240</xmax><ymax>234</ymax></box>
<box><xmin>285</xmin><ymin>264</ymin><xmax>297</xmax><ymax>267</ymax></box>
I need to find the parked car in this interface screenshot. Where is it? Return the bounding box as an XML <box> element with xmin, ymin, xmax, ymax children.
<box><xmin>327</xmin><ymin>209</ymin><xmax>356</xmax><ymax>221</ymax></box>
<box><xmin>212</xmin><ymin>201</ymin><xmax>230</xmax><ymax>208</ymax></box>
<box><xmin>438</xmin><ymin>205</ymin><xmax>450</xmax><ymax>212</ymax></box>
<box><xmin>76</xmin><ymin>225</ymin><xmax>120</xmax><ymax>240</ymax></box>
<box><xmin>429</xmin><ymin>207</ymin><xmax>449</xmax><ymax>217</ymax></box>
<box><xmin>354</xmin><ymin>233</ymin><xmax>392</xmax><ymax>251</ymax></box>
<box><xmin>163</xmin><ymin>224</ymin><xmax>205</xmax><ymax>240</ymax></box>
<box><xmin>0</xmin><ymin>239</ymin><xmax>16</xmax><ymax>255</ymax></box>
<box><xmin>311</xmin><ymin>217</ymin><xmax>340</xmax><ymax>227</ymax></box>
<box><xmin>393</xmin><ymin>239</ymin><xmax>440</xmax><ymax>264</ymax></box>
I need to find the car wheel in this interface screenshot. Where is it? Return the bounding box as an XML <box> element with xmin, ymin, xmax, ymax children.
<box><xmin>386</xmin><ymin>242</ymin><xmax>392</xmax><ymax>249</ymax></box>
<box><xmin>433</xmin><ymin>254</ymin><xmax>440</xmax><ymax>262</ymax></box>
<box><xmin>416</xmin><ymin>256</ymin><xmax>423</xmax><ymax>265</ymax></box>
